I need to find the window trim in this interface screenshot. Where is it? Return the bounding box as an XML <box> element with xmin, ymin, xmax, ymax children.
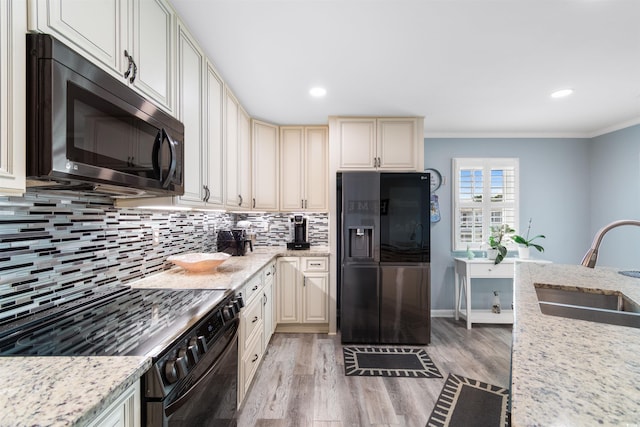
<box><xmin>452</xmin><ymin>157</ymin><xmax>520</xmax><ymax>251</ymax></box>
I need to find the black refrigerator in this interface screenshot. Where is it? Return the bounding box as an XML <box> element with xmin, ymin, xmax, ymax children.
<box><xmin>340</xmin><ymin>172</ymin><xmax>431</xmax><ymax>344</ymax></box>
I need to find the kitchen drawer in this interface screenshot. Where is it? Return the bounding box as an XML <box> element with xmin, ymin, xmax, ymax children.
<box><xmin>468</xmin><ymin>262</ymin><xmax>513</xmax><ymax>278</ymax></box>
<box><xmin>242</xmin><ymin>274</ymin><xmax>263</xmax><ymax>305</ymax></box>
<box><xmin>303</xmin><ymin>257</ymin><xmax>328</xmax><ymax>272</ymax></box>
<box><xmin>241</xmin><ymin>298</ymin><xmax>263</xmax><ymax>350</ymax></box>
<box><xmin>241</xmin><ymin>330</ymin><xmax>263</xmax><ymax>393</ymax></box>
<box><xmin>263</xmin><ymin>261</ymin><xmax>276</xmax><ymax>285</ymax></box>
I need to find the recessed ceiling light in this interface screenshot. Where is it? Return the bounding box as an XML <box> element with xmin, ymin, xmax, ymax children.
<box><xmin>309</xmin><ymin>87</ymin><xmax>327</xmax><ymax>97</ymax></box>
<box><xmin>551</xmin><ymin>89</ymin><xmax>574</xmax><ymax>99</ymax></box>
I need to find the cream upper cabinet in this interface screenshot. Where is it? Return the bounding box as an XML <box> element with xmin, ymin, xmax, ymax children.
<box><xmin>334</xmin><ymin>118</ymin><xmax>376</xmax><ymax>169</ymax></box>
<box><xmin>0</xmin><ymin>0</ymin><xmax>26</xmax><ymax>196</ymax></box>
<box><xmin>225</xmin><ymin>90</ymin><xmax>252</xmax><ymax>210</ymax></box>
<box><xmin>224</xmin><ymin>91</ymin><xmax>239</xmax><ymax>207</ymax></box>
<box><xmin>126</xmin><ymin>0</ymin><xmax>175</xmax><ymax>113</ymax></box>
<box><xmin>251</xmin><ymin>120</ymin><xmax>279</xmax><ymax>211</ymax></box>
<box><xmin>174</xmin><ymin>20</ymin><xmax>205</xmax><ymax>205</ymax></box>
<box><xmin>28</xmin><ymin>0</ymin><xmax>175</xmax><ymax>114</ymax></box>
<box><xmin>280</xmin><ymin>126</ymin><xmax>328</xmax><ymax>212</ymax></box>
<box><xmin>237</xmin><ymin>107</ymin><xmax>252</xmax><ymax>209</ymax></box>
<box><xmin>204</xmin><ymin>61</ymin><xmax>224</xmax><ymax>206</ymax></box>
<box><xmin>331</xmin><ymin>117</ymin><xmax>424</xmax><ymax>171</ymax></box>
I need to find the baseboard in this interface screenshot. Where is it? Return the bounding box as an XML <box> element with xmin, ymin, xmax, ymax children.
<box><xmin>431</xmin><ymin>309</ymin><xmax>455</xmax><ymax>318</ymax></box>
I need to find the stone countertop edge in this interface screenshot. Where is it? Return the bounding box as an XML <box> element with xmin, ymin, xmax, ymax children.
<box><xmin>0</xmin><ymin>356</ymin><xmax>150</xmax><ymax>427</ymax></box>
<box><xmin>0</xmin><ymin>246</ymin><xmax>329</xmax><ymax>427</ymax></box>
<box><xmin>510</xmin><ymin>262</ymin><xmax>640</xmax><ymax>426</ymax></box>
<box><xmin>130</xmin><ymin>246</ymin><xmax>330</xmax><ymax>291</ymax></box>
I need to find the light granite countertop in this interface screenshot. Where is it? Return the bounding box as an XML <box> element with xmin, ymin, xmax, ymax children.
<box><xmin>511</xmin><ymin>263</ymin><xmax>640</xmax><ymax>426</ymax></box>
<box><xmin>130</xmin><ymin>246</ymin><xmax>329</xmax><ymax>291</ymax></box>
<box><xmin>0</xmin><ymin>246</ymin><xmax>329</xmax><ymax>427</ymax></box>
<box><xmin>0</xmin><ymin>356</ymin><xmax>150</xmax><ymax>427</ymax></box>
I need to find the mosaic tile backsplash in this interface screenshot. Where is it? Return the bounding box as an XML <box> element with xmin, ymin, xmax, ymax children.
<box><xmin>0</xmin><ymin>192</ymin><xmax>328</xmax><ymax>325</ymax></box>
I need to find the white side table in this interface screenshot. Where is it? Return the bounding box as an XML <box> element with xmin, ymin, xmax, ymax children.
<box><xmin>453</xmin><ymin>257</ymin><xmax>550</xmax><ymax>329</ymax></box>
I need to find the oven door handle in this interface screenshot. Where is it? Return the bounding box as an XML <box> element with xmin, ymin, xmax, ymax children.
<box><xmin>165</xmin><ymin>317</ymin><xmax>239</xmax><ymax>417</ymax></box>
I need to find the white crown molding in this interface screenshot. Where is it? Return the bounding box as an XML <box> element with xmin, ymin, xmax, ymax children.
<box><xmin>423</xmin><ymin>131</ymin><xmax>591</xmax><ymax>139</ymax></box>
<box><xmin>588</xmin><ymin>117</ymin><xmax>640</xmax><ymax>138</ymax></box>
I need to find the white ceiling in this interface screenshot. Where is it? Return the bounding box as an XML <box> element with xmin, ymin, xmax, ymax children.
<box><xmin>169</xmin><ymin>0</ymin><xmax>640</xmax><ymax>138</ymax></box>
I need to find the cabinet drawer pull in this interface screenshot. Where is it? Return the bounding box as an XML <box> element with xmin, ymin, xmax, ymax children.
<box><xmin>252</xmin><ymin>316</ymin><xmax>259</xmax><ymax>323</ymax></box>
<box><xmin>251</xmin><ymin>354</ymin><xmax>259</xmax><ymax>363</ymax></box>
<box><xmin>310</xmin><ymin>263</ymin><xmax>321</xmax><ymax>266</ymax></box>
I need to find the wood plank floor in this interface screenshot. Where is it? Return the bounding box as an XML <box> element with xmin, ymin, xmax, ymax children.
<box><xmin>236</xmin><ymin>318</ymin><xmax>512</xmax><ymax>427</ymax></box>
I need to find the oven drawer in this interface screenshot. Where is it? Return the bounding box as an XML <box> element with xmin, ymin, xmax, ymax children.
<box><xmin>241</xmin><ymin>298</ymin><xmax>263</xmax><ymax>350</ymax></box>
<box><xmin>468</xmin><ymin>262</ymin><xmax>513</xmax><ymax>278</ymax></box>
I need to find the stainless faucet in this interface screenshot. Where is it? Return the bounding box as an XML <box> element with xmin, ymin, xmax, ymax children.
<box><xmin>581</xmin><ymin>220</ymin><xmax>640</xmax><ymax>268</ymax></box>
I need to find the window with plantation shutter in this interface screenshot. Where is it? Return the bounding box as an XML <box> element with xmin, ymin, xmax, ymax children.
<box><xmin>452</xmin><ymin>158</ymin><xmax>519</xmax><ymax>251</ymax></box>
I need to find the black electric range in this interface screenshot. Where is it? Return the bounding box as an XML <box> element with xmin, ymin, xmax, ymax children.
<box><xmin>0</xmin><ymin>286</ymin><xmax>231</xmax><ymax>358</ymax></box>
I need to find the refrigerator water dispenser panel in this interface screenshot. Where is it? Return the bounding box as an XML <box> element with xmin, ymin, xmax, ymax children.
<box><xmin>348</xmin><ymin>227</ymin><xmax>373</xmax><ymax>259</ymax></box>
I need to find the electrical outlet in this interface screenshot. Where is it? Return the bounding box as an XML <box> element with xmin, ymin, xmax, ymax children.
<box><xmin>152</xmin><ymin>227</ymin><xmax>160</xmax><ymax>246</ymax></box>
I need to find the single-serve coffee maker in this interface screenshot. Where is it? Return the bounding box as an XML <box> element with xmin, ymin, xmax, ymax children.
<box><xmin>287</xmin><ymin>214</ymin><xmax>310</xmax><ymax>250</ymax></box>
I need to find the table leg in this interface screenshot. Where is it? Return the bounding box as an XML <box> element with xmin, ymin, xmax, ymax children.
<box><xmin>465</xmin><ymin>274</ymin><xmax>472</xmax><ymax>330</ymax></box>
<box><xmin>454</xmin><ymin>269</ymin><xmax>460</xmax><ymax>321</ymax></box>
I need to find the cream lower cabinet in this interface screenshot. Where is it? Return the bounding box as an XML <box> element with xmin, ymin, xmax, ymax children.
<box><xmin>330</xmin><ymin>116</ymin><xmax>424</xmax><ymax>171</ymax></box>
<box><xmin>238</xmin><ymin>273</ymin><xmax>263</xmax><ymax>405</ymax></box>
<box><xmin>0</xmin><ymin>0</ymin><xmax>26</xmax><ymax>196</ymax></box>
<box><xmin>280</xmin><ymin>126</ymin><xmax>328</xmax><ymax>212</ymax></box>
<box><xmin>262</xmin><ymin>261</ymin><xmax>276</xmax><ymax>347</ymax></box>
<box><xmin>238</xmin><ymin>260</ymin><xmax>275</xmax><ymax>406</ymax></box>
<box><xmin>276</xmin><ymin>257</ymin><xmax>329</xmax><ymax>332</ymax></box>
<box><xmin>87</xmin><ymin>382</ymin><xmax>140</xmax><ymax>427</ymax></box>
<box><xmin>28</xmin><ymin>0</ymin><xmax>175</xmax><ymax>114</ymax></box>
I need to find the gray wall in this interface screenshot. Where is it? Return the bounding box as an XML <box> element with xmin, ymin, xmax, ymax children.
<box><xmin>588</xmin><ymin>125</ymin><xmax>640</xmax><ymax>269</ymax></box>
<box><xmin>424</xmin><ymin>136</ymin><xmax>593</xmax><ymax>310</ymax></box>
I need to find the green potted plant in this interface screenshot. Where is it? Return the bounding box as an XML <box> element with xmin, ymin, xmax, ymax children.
<box><xmin>488</xmin><ymin>224</ymin><xmax>514</xmax><ymax>264</ymax></box>
<box><xmin>511</xmin><ymin>218</ymin><xmax>545</xmax><ymax>259</ymax></box>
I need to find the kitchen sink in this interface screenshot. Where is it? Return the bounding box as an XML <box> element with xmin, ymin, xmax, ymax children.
<box><xmin>534</xmin><ymin>283</ymin><xmax>640</xmax><ymax>329</ymax></box>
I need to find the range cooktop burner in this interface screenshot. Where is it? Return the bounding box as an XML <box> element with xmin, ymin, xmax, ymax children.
<box><xmin>0</xmin><ymin>286</ymin><xmax>230</xmax><ymax>358</ymax></box>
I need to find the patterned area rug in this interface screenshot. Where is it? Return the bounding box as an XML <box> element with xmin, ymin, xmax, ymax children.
<box><xmin>343</xmin><ymin>346</ymin><xmax>442</xmax><ymax>378</ymax></box>
<box><xmin>427</xmin><ymin>374</ymin><xmax>510</xmax><ymax>427</ymax></box>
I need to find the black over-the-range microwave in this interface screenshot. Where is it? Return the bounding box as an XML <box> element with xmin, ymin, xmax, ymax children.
<box><xmin>26</xmin><ymin>34</ymin><xmax>185</xmax><ymax>197</ymax></box>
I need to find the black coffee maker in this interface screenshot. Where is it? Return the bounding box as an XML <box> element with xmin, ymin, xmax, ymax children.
<box><xmin>216</xmin><ymin>229</ymin><xmax>253</xmax><ymax>256</ymax></box>
<box><xmin>287</xmin><ymin>214</ymin><xmax>310</xmax><ymax>250</ymax></box>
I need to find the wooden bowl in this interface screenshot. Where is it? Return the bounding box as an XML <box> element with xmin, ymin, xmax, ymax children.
<box><xmin>167</xmin><ymin>252</ymin><xmax>231</xmax><ymax>272</ymax></box>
